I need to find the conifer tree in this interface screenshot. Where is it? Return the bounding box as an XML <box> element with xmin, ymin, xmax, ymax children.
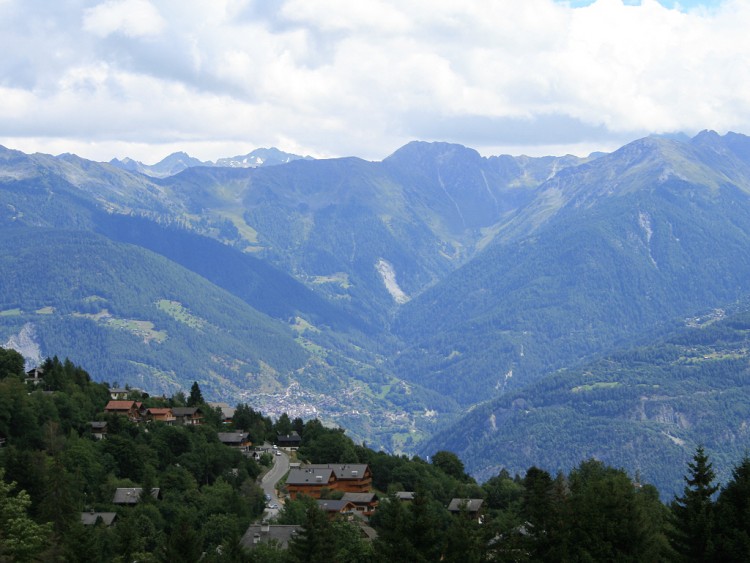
<box><xmin>713</xmin><ymin>456</ymin><xmax>750</xmax><ymax>561</ymax></box>
<box><xmin>187</xmin><ymin>381</ymin><xmax>204</xmax><ymax>407</ymax></box>
<box><xmin>670</xmin><ymin>446</ymin><xmax>719</xmax><ymax>561</ymax></box>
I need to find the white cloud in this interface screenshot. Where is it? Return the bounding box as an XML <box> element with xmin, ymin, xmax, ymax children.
<box><xmin>83</xmin><ymin>0</ymin><xmax>165</xmax><ymax>38</ymax></box>
<box><xmin>0</xmin><ymin>0</ymin><xmax>747</xmax><ymax>162</ymax></box>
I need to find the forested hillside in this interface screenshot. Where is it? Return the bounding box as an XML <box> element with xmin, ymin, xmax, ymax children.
<box><xmin>3</xmin><ymin>348</ymin><xmax>750</xmax><ymax>562</ymax></box>
<box><xmin>5</xmin><ymin>132</ymin><xmax>750</xmax><ymax>484</ymax></box>
<box><xmin>421</xmin><ymin>305</ymin><xmax>750</xmax><ymax>496</ymax></box>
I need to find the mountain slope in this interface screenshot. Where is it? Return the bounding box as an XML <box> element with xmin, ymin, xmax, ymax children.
<box><xmin>393</xmin><ymin>133</ymin><xmax>750</xmax><ymax>405</ymax></box>
<box><xmin>420</xmin><ymin>305</ymin><xmax>750</xmax><ymax>497</ymax></box>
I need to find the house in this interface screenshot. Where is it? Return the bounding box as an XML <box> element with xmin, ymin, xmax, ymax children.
<box><xmin>286</xmin><ymin>467</ymin><xmax>337</xmax><ymax>499</ymax></box>
<box><xmin>144</xmin><ymin>407</ymin><xmax>176</xmax><ymax>424</ymax></box>
<box><xmin>239</xmin><ymin>523</ymin><xmax>303</xmax><ymax>550</ymax></box>
<box><xmin>80</xmin><ymin>511</ymin><xmax>118</xmax><ymax>527</ymax></box>
<box><xmin>447</xmin><ymin>498</ymin><xmax>485</xmax><ymax>522</ymax></box>
<box><xmin>103</xmin><ymin>401</ymin><xmax>141</xmax><ymax>421</ymax></box>
<box><xmin>217</xmin><ymin>432</ymin><xmax>251</xmax><ymax>451</ymax></box>
<box><xmin>112</xmin><ymin>488</ymin><xmax>161</xmax><ymax>505</ymax></box>
<box><xmin>394</xmin><ymin>491</ymin><xmax>415</xmax><ymax>502</ymax></box>
<box><xmin>89</xmin><ymin>421</ymin><xmax>108</xmax><ymax>440</ymax></box>
<box><xmin>341</xmin><ymin>492</ymin><xmax>379</xmax><ymax>518</ymax></box>
<box><xmin>172</xmin><ymin>407</ymin><xmax>203</xmax><ymax>425</ymax></box>
<box><xmin>277</xmin><ymin>431</ymin><xmax>301</xmax><ymax>449</ymax></box>
<box><xmin>25</xmin><ymin>367</ymin><xmax>44</xmax><ymax>386</ymax></box>
<box><xmin>316</xmin><ymin>499</ymin><xmax>358</xmax><ymax>519</ymax></box>
<box><xmin>286</xmin><ymin>464</ymin><xmax>373</xmax><ymax>499</ymax></box>
<box><xmin>207</xmin><ymin>401</ymin><xmax>235</xmax><ymax>423</ymax></box>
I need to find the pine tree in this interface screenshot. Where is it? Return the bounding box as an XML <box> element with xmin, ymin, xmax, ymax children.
<box><xmin>670</xmin><ymin>446</ymin><xmax>719</xmax><ymax>561</ymax></box>
<box><xmin>713</xmin><ymin>456</ymin><xmax>750</xmax><ymax>562</ymax></box>
<box><xmin>187</xmin><ymin>381</ymin><xmax>204</xmax><ymax>407</ymax></box>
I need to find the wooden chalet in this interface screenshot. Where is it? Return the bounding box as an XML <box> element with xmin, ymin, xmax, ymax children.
<box><xmin>341</xmin><ymin>492</ymin><xmax>379</xmax><ymax>518</ymax></box>
<box><xmin>89</xmin><ymin>421</ymin><xmax>108</xmax><ymax>440</ymax></box>
<box><xmin>286</xmin><ymin>464</ymin><xmax>372</xmax><ymax>499</ymax></box>
<box><xmin>144</xmin><ymin>407</ymin><xmax>176</xmax><ymax>424</ymax></box>
<box><xmin>316</xmin><ymin>499</ymin><xmax>358</xmax><ymax>519</ymax></box>
<box><xmin>277</xmin><ymin>431</ymin><xmax>301</xmax><ymax>449</ymax></box>
<box><xmin>217</xmin><ymin>431</ymin><xmax>251</xmax><ymax>451</ymax></box>
<box><xmin>286</xmin><ymin>467</ymin><xmax>337</xmax><ymax>499</ymax></box>
<box><xmin>25</xmin><ymin>367</ymin><xmax>44</xmax><ymax>387</ymax></box>
<box><xmin>172</xmin><ymin>407</ymin><xmax>203</xmax><ymax>425</ymax></box>
<box><xmin>103</xmin><ymin>400</ymin><xmax>141</xmax><ymax>421</ymax></box>
<box><xmin>448</xmin><ymin>498</ymin><xmax>485</xmax><ymax>522</ymax></box>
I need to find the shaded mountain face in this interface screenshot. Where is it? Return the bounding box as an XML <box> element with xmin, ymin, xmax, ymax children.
<box><xmin>6</xmin><ymin>132</ymin><xmax>750</xmax><ymax>483</ymax></box>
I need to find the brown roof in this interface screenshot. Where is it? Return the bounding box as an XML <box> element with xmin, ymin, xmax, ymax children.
<box><xmin>146</xmin><ymin>408</ymin><xmax>173</xmax><ymax>415</ymax></box>
<box><xmin>104</xmin><ymin>400</ymin><xmax>137</xmax><ymax>411</ymax></box>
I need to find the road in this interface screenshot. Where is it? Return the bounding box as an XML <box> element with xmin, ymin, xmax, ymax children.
<box><xmin>259</xmin><ymin>445</ymin><xmax>290</xmax><ymax>519</ymax></box>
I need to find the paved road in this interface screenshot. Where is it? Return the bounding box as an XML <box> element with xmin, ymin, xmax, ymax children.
<box><xmin>259</xmin><ymin>446</ymin><xmax>289</xmax><ymax>519</ymax></box>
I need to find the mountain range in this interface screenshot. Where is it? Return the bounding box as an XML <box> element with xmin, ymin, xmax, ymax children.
<box><xmin>3</xmin><ymin>131</ymin><xmax>750</xmax><ymax>494</ymax></box>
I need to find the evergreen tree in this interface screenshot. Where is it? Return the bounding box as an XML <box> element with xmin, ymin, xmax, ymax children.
<box><xmin>187</xmin><ymin>381</ymin><xmax>204</xmax><ymax>407</ymax></box>
<box><xmin>713</xmin><ymin>456</ymin><xmax>750</xmax><ymax>561</ymax></box>
<box><xmin>670</xmin><ymin>446</ymin><xmax>719</xmax><ymax>561</ymax></box>
<box><xmin>0</xmin><ymin>469</ymin><xmax>52</xmax><ymax>562</ymax></box>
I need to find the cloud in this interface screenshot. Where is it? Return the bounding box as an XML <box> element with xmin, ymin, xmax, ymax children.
<box><xmin>83</xmin><ymin>0</ymin><xmax>165</xmax><ymax>38</ymax></box>
<box><xmin>0</xmin><ymin>0</ymin><xmax>748</xmax><ymax>162</ymax></box>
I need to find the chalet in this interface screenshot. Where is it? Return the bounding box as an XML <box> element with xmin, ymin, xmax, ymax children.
<box><xmin>448</xmin><ymin>498</ymin><xmax>485</xmax><ymax>522</ymax></box>
<box><xmin>103</xmin><ymin>401</ymin><xmax>141</xmax><ymax>421</ymax></box>
<box><xmin>172</xmin><ymin>406</ymin><xmax>203</xmax><ymax>426</ymax></box>
<box><xmin>25</xmin><ymin>367</ymin><xmax>44</xmax><ymax>387</ymax></box>
<box><xmin>144</xmin><ymin>407</ymin><xmax>176</xmax><ymax>424</ymax></box>
<box><xmin>277</xmin><ymin>431</ymin><xmax>301</xmax><ymax>449</ymax></box>
<box><xmin>112</xmin><ymin>487</ymin><xmax>161</xmax><ymax>505</ymax></box>
<box><xmin>286</xmin><ymin>467</ymin><xmax>336</xmax><ymax>499</ymax></box>
<box><xmin>286</xmin><ymin>464</ymin><xmax>372</xmax><ymax>499</ymax></box>
<box><xmin>80</xmin><ymin>511</ymin><xmax>118</xmax><ymax>527</ymax></box>
<box><xmin>316</xmin><ymin>499</ymin><xmax>358</xmax><ymax>519</ymax></box>
<box><xmin>207</xmin><ymin>401</ymin><xmax>235</xmax><ymax>423</ymax></box>
<box><xmin>341</xmin><ymin>492</ymin><xmax>379</xmax><ymax>518</ymax></box>
<box><xmin>395</xmin><ymin>491</ymin><xmax>415</xmax><ymax>502</ymax></box>
<box><xmin>217</xmin><ymin>431</ymin><xmax>251</xmax><ymax>451</ymax></box>
<box><xmin>240</xmin><ymin>523</ymin><xmax>303</xmax><ymax>550</ymax></box>
<box><xmin>89</xmin><ymin>421</ymin><xmax>108</xmax><ymax>440</ymax></box>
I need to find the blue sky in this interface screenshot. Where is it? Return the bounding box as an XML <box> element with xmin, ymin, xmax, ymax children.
<box><xmin>0</xmin><ymin>0</ymin><xmax>748</xmax><ymax>163</ymax></box>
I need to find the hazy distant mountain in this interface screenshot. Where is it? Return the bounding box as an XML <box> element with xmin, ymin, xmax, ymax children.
<box><xmin>6</xmin><ymin>132</ymin><xmax>750</xmax><ymax>488</ymax></box>
<box><xmin>109</xmin><ymin>147</ymin><xmax>313</xmax><ymax>178</ymax></box>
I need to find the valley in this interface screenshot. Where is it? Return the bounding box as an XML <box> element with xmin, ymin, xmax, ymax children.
<box><xmin>4</xmin><ymin>131</ymin><xmax>750</xmax><ymax>494</ymax></box>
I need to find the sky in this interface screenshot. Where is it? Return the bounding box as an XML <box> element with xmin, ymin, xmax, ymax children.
<box><xmin>0</xmin><ymin>0</ymin><xmax>746</xmax><ymax>163</ymax></box>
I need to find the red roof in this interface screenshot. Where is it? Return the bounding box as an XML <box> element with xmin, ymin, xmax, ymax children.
<box><xmin>104</xmin><ymin>400</ymin><xmax>136</xmax><ymax>411</ymax></box>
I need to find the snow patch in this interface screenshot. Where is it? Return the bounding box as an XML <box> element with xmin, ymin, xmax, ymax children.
<box><xmin>375</xmin><ymin>259</ymin><xmax>409</xmax><ymax>304</ymax></box>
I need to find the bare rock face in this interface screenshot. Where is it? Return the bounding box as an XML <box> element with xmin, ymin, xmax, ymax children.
<box><xmin>4</xmin><ymin>322</ymin><xmax>42</xmax><ymax>367</ymax></box>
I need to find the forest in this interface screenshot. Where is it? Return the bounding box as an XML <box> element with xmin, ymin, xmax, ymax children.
<box><xmin>1</xmin><ymin>346</ymin><xmax>750</xmax><ymax>562</ymax></box>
